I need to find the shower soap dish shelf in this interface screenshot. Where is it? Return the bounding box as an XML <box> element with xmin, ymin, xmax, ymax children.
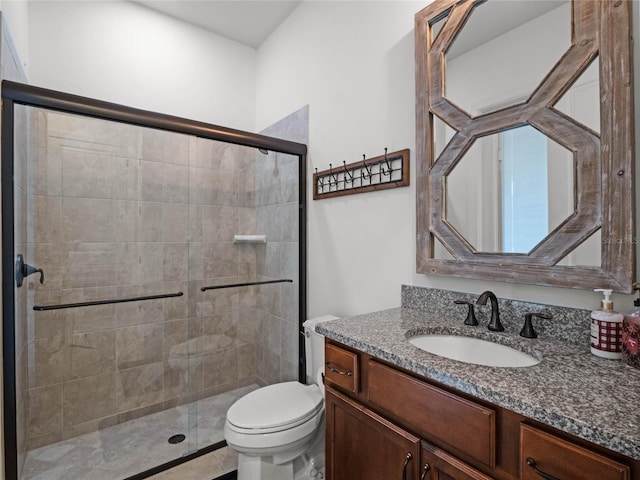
<box><xmin>234</xmin><ymin>234</ymin><xmax>267</xmax><ymax>243</ymax></box>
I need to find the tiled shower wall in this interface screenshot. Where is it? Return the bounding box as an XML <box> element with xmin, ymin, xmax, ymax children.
<box><xmin>254</xmin><ymin>106</ymin><xmax>308</xmax><ymax>385</ymax></box>
<box><xmin>21</xmin><ymin>108</ymin><xmax>300</xmax><ymax>451</ymax></box>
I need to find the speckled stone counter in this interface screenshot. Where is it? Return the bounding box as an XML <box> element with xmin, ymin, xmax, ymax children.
<box><xmin>316</xmin><ymin>294</ymin><xmax>640</xmax><ymax>461</ymax></box>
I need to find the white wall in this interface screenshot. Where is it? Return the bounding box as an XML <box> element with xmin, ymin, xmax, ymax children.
<box><xmin>255</xmin><ymin>0</ymin><xmax>640</xmax><ymax>318</ymax></box>
<box><xmin>19</xmin><ymin>0</ymin><xmax>257</xmax><ymax>131</ymax></box>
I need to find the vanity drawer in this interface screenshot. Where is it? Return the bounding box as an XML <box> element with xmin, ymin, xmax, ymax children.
<box><xmin>324</xmin><ymin>342</ymin><xmax>359</xmax><ymax>394</ymax></box>
<box><xmin>368</xmin><ymin>360</ymin><xmax>495</xmax><ymax>468</ymax></box>
<box><xmin>520</xmin><ymin>424</ymin><xmax>630</xmax><ymax>480</ymax></box>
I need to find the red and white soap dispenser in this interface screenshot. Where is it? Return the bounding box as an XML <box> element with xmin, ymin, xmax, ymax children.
<box><xmin>590</xmin><ymin>288</ymin><xmax>623</xmax><ymax>359</ymax></box>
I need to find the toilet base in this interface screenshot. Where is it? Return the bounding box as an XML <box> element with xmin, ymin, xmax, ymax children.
<box><xmin>237</xmin><ymin>452</ymin><xmax>325</xmax><ymax>480</ymax></box>
<box><xmin>238</xmin><ymin>455</ymin><xmax>293</xmax><ymax>479</ymax></box>
<box><xmin>235</xmin><ymin>426</ymin><xmax>325</xmax><ymax>480</ymax></box>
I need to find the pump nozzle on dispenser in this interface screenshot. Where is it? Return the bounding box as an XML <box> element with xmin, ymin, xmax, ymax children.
<box><xmin>594</xmin><ymin>288</ymin><xmax>614</xmax><ymax>310</ymax></box>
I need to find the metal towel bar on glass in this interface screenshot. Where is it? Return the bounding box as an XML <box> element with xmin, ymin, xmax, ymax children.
<box><xmin>33</xmin><ymin>291</ymin><xmax>184</xmax><ymax>311</ymax></box>
<box><xmin>200</xmin><ymin>279</ymin><xmax>293</xmax><ymax>292</ymax></box>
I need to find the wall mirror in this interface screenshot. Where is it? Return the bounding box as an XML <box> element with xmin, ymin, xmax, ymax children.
<box><xmin>415</xmin><ymin>0</ymin><xmax>635</xmax><ymax>292</ymax></box>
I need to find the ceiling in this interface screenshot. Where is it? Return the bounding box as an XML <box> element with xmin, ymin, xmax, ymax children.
<box><xmin>134</xmin><ymin>0</ymin><xmax>302</xmax><ymax>48</ymax></box>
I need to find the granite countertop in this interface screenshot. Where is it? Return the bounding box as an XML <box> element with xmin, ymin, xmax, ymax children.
<box><xmin>316</xmin><ymin>307</ymin><xmax>640</xmax><ymax>461</ymax></box>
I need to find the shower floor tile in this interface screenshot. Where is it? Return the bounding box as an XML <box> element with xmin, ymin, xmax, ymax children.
<box><xmin>23</xmin><ymin>384</ymin><xmax>257</xmax><ymax>480</ymax></box>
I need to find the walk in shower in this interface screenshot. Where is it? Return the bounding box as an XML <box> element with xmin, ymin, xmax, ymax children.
<box><xmin>2</xmin><ymin>81</ymin><xmax>307</xmax><ymax>480</ymax></box>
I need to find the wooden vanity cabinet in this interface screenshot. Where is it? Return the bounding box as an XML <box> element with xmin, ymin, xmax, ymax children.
<box><xmin>325</xmin><ymin>388</ymin><xmax>421</xmax><ymax>480</ymax></box>
<box><xmin>324</xmin><ymin>339</ymin><xmax>639</xmax><ymax>480</ymax></box>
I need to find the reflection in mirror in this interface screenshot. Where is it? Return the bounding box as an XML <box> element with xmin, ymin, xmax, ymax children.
<box><xmin>554</xmin><ymin>58</ymin><xmax>600</xmax><ymax>133</ymax></box>
<box><xmin>433</xmin><ymin>114</ymin><xmax>456</xmax><ymax>160</ymax></box>
<box><xmin>434</xmin><ymin>236</ymin><xmax>455</xmax><ymax>260</ymax></box>
<box><xmin>445</xmin><ymin>125</ymin><xmax>574</xmax><ymax>254</ymax></box>
<box><xmin>430</xmin><ymin>13</ymin><xmax>447</xmax><ymax>43</ymax></box>
<box><xmin>445</xmin><ymin>0</ymin><xmax>570</xmax><ymax>116</ymax></box>
<box><xmin>557</xmin><ymin>231</ymin><xmax>601</xmax><ymax>267</ymax></box>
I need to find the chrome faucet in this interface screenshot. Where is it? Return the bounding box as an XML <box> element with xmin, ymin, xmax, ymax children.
<box><xmin>476</xmin><ymin>291</ymin><xmax>504</xmax><ymax>332</ymax></box>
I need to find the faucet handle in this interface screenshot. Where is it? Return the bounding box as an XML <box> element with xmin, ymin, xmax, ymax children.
<box><xmin>520</xmin><ymin>312</ymin><xmax>552</xmax><ymax>339</ymax></box>
<box><xmin>454</xmin><ymin>300</ymin><xmax>479</xmax><ymax>326</ymax></box>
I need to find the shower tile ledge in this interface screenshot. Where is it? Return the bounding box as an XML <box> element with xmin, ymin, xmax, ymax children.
<box><xmin>316</xmin><ymin>307</ymin><xmax>640</xmax><ymax>461</ymax></box>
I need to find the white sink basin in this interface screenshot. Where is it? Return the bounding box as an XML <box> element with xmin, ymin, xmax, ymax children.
<box><xmin>408</xmin><ymin>334</ymin><xmax>540</xmax><ymax>367</ymax></box>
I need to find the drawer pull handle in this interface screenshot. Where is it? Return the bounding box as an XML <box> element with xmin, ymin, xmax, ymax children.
<box><xmin>325</xmin><ymin>362</ymin><xmax>353</xmax><ymax>376</ymax></box>
<box><xmin>419</xmin><ymin>463</ymin><xmax>431</xmax><ymax>480</ymax></box>
<box><xmin>526</xmin><ymin>457</ymin><xmax>561</xmax><ymax>480</ymax></box>
<box><xmin>402</xmin><ymin>453</ymin><xmax>412</xmax><ymax>480</ymax></box>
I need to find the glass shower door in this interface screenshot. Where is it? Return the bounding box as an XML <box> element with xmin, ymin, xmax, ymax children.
<box><xmin>14</xmin><ymin>106</ymin><xmax>198</xmax><ymax>479</ymax></box>
<box><xmin>3</xmin><ymin>81</ymin><xmax>306</xmax><ymax>480</ymax></box>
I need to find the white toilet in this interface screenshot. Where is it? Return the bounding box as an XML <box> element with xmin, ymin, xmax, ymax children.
<box><xmin>224</xmin><ymin>315</ymin><xmax>338</xmax><ymax>480</ymax></box>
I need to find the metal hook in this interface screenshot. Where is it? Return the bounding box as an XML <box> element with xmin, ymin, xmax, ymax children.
<box><xmin>382</xmin><ymin>147</ymin><xmax>392</xmax><ymax>176</ymax></box>
<box><xmin>343</xmin><ymin>161</ymin><xmax>353</xmax><ymax>183</ymax></box>
<box><xmin>361</xmin><ymin>154</ymin><xmax>371</xmax><ymax>180</ymax></box>
<box><xmin>315</xmin><ymin>168</ymin><xmax>324</xmax><ymax>190</ymax></box>
<box><xmin>328</xmin><ymin>164</ymin><xmax>339</xmax><ymax>184</ymax></box>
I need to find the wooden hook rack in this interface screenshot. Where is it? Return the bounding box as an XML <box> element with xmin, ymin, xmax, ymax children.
<box><xmin>313</xmin><ymin>148</ymin><xmax>410</xmax><ymax>200</ymax></box>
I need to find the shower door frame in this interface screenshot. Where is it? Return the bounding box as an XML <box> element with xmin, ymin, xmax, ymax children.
<box><xmin>1</xmin><ymin>80</ymin><xmax>308</xmax><ymax>480</ymax></box>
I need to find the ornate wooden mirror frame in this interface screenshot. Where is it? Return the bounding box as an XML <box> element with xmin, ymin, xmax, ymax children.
<box><xmin>415</xmin><ymin>0</ymin><xmax>635</xmax><ymax>292</ymax></box>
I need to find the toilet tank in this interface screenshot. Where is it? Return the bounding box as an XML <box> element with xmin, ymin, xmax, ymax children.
<box><xmin>302</xmin><ymin>315</ymin><xmax>339</xmax><ymax>384</ymax></box>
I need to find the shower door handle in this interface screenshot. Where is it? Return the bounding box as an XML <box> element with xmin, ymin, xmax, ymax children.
<box><xmin>15</xmin><ymin>254</ymin><xmax>44</xmax><ymax>287</ymax></box>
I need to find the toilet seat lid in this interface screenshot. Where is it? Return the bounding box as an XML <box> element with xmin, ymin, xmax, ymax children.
<box><xmin>226</xmin><ymin>382</ymin><xmax>323</xmax><ymax>431</ymax></box>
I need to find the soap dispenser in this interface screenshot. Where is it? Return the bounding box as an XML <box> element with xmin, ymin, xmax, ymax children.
<box><xmin>590</xmin><ymin>289</ymin><xmax>623</xmax><ymax>359</ymax></box>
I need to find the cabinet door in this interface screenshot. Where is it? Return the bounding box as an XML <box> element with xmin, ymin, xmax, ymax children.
<box><xmin>520</xmin><ymin>424</ymin><xmax>630</xmax><ymax>480</ymax></box>
<box><xmin>421</xmin><ymin>441</ymin><xmax>494</xmax><ymax>480</ymax></box>
<box><xmin>326</xmin><ymin>387</ymin><xmax>421</xmax><ymax>480</ymax></box>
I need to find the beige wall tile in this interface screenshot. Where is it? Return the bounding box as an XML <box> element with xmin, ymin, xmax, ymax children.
<box><xmin>28</xmin><ymin>332</ymin><xmax>69</xmax><ymax>388</ymax></box>
<box><xmin>256</xmin><ymin>345</ymin><xmax>280</xmax><ymax>386</ymax></box>
<box><xmin>30</xmin><ymin>146</ymin><xmax>61</xmax><ymax>196</ymax></box>
<box><xmin>237</xmin><ymin>308</ymin><xmax>257</xmax><ymax>344</ymax></box>
<box><xmin>280</xmin><ymin>358</ymin><xmax>298</xmax><ymax>383</ymax></box>
<box><xmin>203</xmin><ymin>347</ymin><xmax>238</xmax><ymax>389</ymax></box>
<box><xmin>142</xmin><ymin>127</ymin><xmax>189</xmax><ymax>166</ymax></box>
<box><xmin>164</xmin><ymin>282</ymin><xmax>189</xmax><ymax>321</ymax></box>
<box><xmin>63</xmin><ymin>286</ymin><xmax>117</xmax><ymax>333</ymax></box>
<box><xmin>163</xmin><ymin>243</ymin><xmax>189</xmax><ymax>282</ymax></box>
<box><xmin>134</xmin><ymin>243</ymin><xmax>165</xmax><ymax>284</ymax></box>
<box><xmin>47</xmin><ymin>112</ymin><xmax>142</xmax><ymax>158</ymax></box>
<box><xmin>163</xmin><ymin>203</ymin><xmax>189</xmax><ymax>243</ymax></box>
<box><xmin>140</xmin><ymin>160</ymin><xmax>165</xmax><ymax>202</ymax></box>
<box><xmin>237</xmin><ymin>342</ymin><xmax>256</xmax><ymax>382</ymax></box>
<box><xmin>163</xmin><ymin>163</ymin><xmax>189</xmax><ymax>204</ymax></box>
<box><xmin>116</xmin><ymin>323</ymin><xmax>163</xmax><ymax>370</ymax></box>
<box><xmin>32</xmin><ymin>195</ymin><xmax>62</xmax><ymax>244</ymax></box>
<box><xmin>61</xmin><ymin>146</ymin><xmax>128</xmax><ymax>199</ymax></box>
<box><xmin>138</xmin><ymin>202</ymin><xmax>163</xmax><ymax>242</ymax></box>
<box><xmin>69</xmin><ymin>330</ymin><xmax>116</xmax><ymax>380</ymax></box>
<box><xmin>30</xmin><ymin>293</ymin><xmax>64</xmax><ymax>340</ymax></box>
<box><xmin>62</xmin><ymin>373</ymin><xmax>117</xmax><ymax>428</ymax></box>
<box><xmin>62</xmin><ymin>197</ymin><xmax>127</xmax><ymax>243</ymax></box>
<box><xmin>202</xmin><ymin>243</ymin><xmax>237</xmax><ymax>278</ymax></box>
<box><xmin>27</xmin><ymin>384</ymin><xmax>63</xmax><ymax>441</ymax></box>
<box><xmin>116</xmin><ymin>362</ymin><xmax>164</xmax><ymax>411</ymax></box>
<box><xmin>202</xmin><ymin>205</ymin><xmax>236</xmax><ymax>243</ymax></box>
<box><xmin>280</xmin><ymin>319</ymin><xmax>299</xmax><ymax>367</ymax></box>
<box><xmin>193</xmin><ymin>138</ymin><xmax>237</xmax><ymax>171</ymax></box>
